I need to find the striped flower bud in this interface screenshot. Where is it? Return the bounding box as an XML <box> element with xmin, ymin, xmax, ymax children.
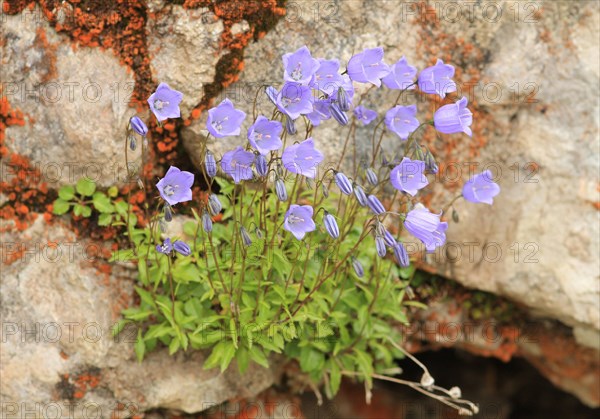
<box><xmin>375</xmin><ymin>236</ymin><xmax>387</xmax><ymax>257</ymax></box>
<box><xmin>129</xmin><ymin>116</ymin><xmax>148</xmax><ymax>136</ymax></box>
<box><xmin>322</xmin><ymin>183</ymin><xmax>329</xmax><ymax>198</ymax></box>
<box><xmin>330</xmin><ymin>102</ymin><xmax>349</xmax><ymax>126</ymax></box>
<box><xmin>452</xmin><ymin>208</ymin><xmax>459</xmax><ymax>223</ymax></box>
<box><xmin>414</xmin><ymin>146</ymin><xmax>425</xmax><ymax>161</ymax></box>
<box><xmin>285</xmin><ymin>115</ymin><xmax>297</xmax><ymax>135</ymax></box>
<box><xmin>334</xmin><ymin>172</ymin><xmax>353</xmax><ymax>195</ymax></box>
<box><xmin>255</xmin><ymin>227</ymin><xmax>263</xmax><ymax>239</ymax></box>
<box><xmin>425</xmin><ymin>150</ymin><xmax>438</xmax><ymax>174</ymax></box>
<box><xmin>205</xmin><ymin>150</ymin><xmax>217</xmax><ymax>178</ymax></box>
<box><xmin>375</xmin><ymin>221</ymin><xmax>387</xmax><ymax>237</ymax></box>
<box><xmin>353</xmin><ymin>184</ymin><xmax>368</xmax><ymax>207</ymax></box>
<box><xmin>337</xmin><ymin>86</ymin><xmax>350</xmax><ymax>112</ymax></box>
<box><xmin>173</xmin><ymin>240</ymin><xmax>191</xmax><ymax>256</ymax></box>
<box><xmin>365</xmin><ymin>168</ymin><xmax>378</xmax><ymax>186</ymax></box>
<box><xmin>163</xmin><ymin>203</ymin><xmax>173</xmax><ymax>222</ymax></box>
<box><xmin>323</xmin><ymin>211</ymin><xmax>339</xmax><ymax>239</ymax></box>
<box><xmin>255</xmin><ymin>153</ymin><xmax>268</xmax><ymax>177</ymax></box>
<box><xmin>276</xmin><ymin>163</ymin><xmax>284</xmax><ymax>177</ymax></box>
<box><xmin>201</xmin><ymin>211</ymin><xmax>213</xmax><ymax>233</ymax></box>
<box><xmin>383</xmin><ymin>230</ymin><xmax>397</xmax><ymax>247</ymax></box>
<box><xmin>367</xmin><ymin>194</ymin><xmax>386</xmax><ymax>215</ymax></box>
<box><xmin>128</xmin><ymin>134</ymin><xmax>137</xmax><ymax>151</ymax></box>
<box><xmin>240</xmin><ymin>226</ymin><xmax>252</xmax><ymax>247</ymax></box>
<box><xmin>305</xmin><ymin>177</ymin><xmax>314</xmax><ymax>190</ymax></box>
<box><xmin>137</xmin><ymin>178</ymin><xmax>144</xmax><ymax>190</ymax></box>
<box><xmin>275</xmin><ymin>178</ymin><xmax>288</xmax><ymax>202</ymax></box>
<box><xmin>265</xmin><ymin>86</ymin><xmax>278</xmax><ymax>106</ymax></box>
<box><xmin>207</xmin><ymin>194</ymin><xmax>222</xmax><ymax>216</ymax></box>
<box><xmin>393</xmin><ymin>242</ymin><xmax>409</xmax><ymax>267</ymax></box>
<box><xmin>351</xmin><ymin>257</ymin><xmax>364</xmax><ymax>278</ymax></box>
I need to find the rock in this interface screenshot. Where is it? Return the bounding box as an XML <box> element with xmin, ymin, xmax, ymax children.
<box><xmin>146</xmin><ymin>5</ymin><xmax>226</xmax><ymax>118</ymax></box>
<box><xmin>179</xmin><ymin>0</ymin><xmax>600</xmax><ymax>404</ymax></box>
<box><xmin>1</xmin><ymin>8</ymin><xmax>135</xmax><ymax>188</ymax></box>
<box><xmin>0</xmin><ymin>215</ymin><xmax>276</xmax><ymax>415</ymax></box>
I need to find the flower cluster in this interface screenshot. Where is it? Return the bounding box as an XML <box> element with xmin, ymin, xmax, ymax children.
<box><xmin>110</xmin><ymin>45</ymin><xmax>499</xmax><ymax>416</ymax></box>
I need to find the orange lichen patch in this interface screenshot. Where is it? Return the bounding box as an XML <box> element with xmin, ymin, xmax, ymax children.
<box><xmin>33</xmin><ymin>27</ymin><xmax>58</xmax><ymax>83</ymax></box>
<box><xmin>0</xmin><ymin>97</ymin><xmax>53</xmax><ymax>232</ymax></box>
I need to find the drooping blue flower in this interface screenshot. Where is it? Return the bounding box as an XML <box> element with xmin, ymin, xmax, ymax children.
<box><xmin>163</xmin><ymin>204</ymin><xmax>173</xmax><ymax>222</ymax></box>
<box><xmin>404</xmin><ymin>204</ymin><xmax>448</xmax><ymax>253</ymax></box>
<box><xmin>205</xmin><ymin>150</ymin><xmax>217</xmax><ymax>177</ymax></box>
<box><xmin>156</xmin><ymin>166</ymin><xmax>194</xmax><ymax>206</ymax></box>
<box><xmin>390</xmin><ymin>157</ymin><xmax>429</xmax><ymax>196</ymax></box>
<box><xmin>148</xmin><ymin>83</ymin><xmax>183</xmax><ymax>122</ymax></box>
<box><xmin>130</xmin><ymin>116</ymin><xmax>148</xmax><ymax>136</ymax></box>
<box><xmin>462</xmin><ymin>170</ymin><xmax>501</xmax><ymax>205</ymax></box>
<box><xmin>392</xmin><ymin>242</ymin><xmax>410</xmax><ymax>267</ymax></box>
<box><xmin>255</xmin><ymin>153</ymin><xmax>268</xmax><ymax>177</ymax></box>
<box><xmin>173</xmin><ymin>240</ymin><xmax>192</xmax><ymax>256</ymax></box>
<box><xmin>334</xmin><ymin>172</ymin><xmax>353</xmax><ymax>195</ymax></box>
<box><xmin>323</xmin><ymin>211</ymin><xmax>340</xmax><ymax>239</ymax></box>
<box><xmin>418</xmin><ymin>59</ymin><xmax>456</xmax><ymax>99</ymax></box>
<box><xmin>353</xmin><ymin>106</ymin><xmax>377</xmax><ymax>125</ymax></box>
<box><xmin>434</xmin><ymin>97</ymin><xmax>473</xmax><ymax>137</ymax></box>
<box><xmin>283</xmin><ymin>46</ymin><xmax>320</xmax><ymax>85</ymax></box>
<box><xmin>156</xmin><ymin>238</ymin><xmax>173</xmax><ymax>254</ymax></box>
<box><xmin>347</xmin><ymin>47</ymin><xmax>391</xmax><ymax>87</ymax></box>
<box><xmin>353</xmin><ymin>184</ymin><xmax>368</xmax><ymax>206</ymax></box>
<box><xmin>367</xmin><ymin>194</ymin><xmax>386</xmax><ymax>215</ymax></box>
<box><xmin>311</xmin><ymin>59</ymin><xmax>343</xmax><ymax>95</ymax></box>
<box><xmin>306</xmin><ymin>100</ymin><xmax>332</xmax><ymax>127</ymax></box>
<box><xmin>284</xmin><ymin>204</ymin><xmax>316</xmax><ymax>240</ymax></box>
<box><xmin>282</xmin><ymin>138</ymin><xmax>324</xmax><ymax>178</ymax></box>
<box><xmin>276</xmin><ymin>82</ymin><xmax>314</xmax><ymax>120</ymax></box>
<box><xmin>207</xmin><ymin>98</ymin><xmax>247</xmax><ymax>138</ymax></box>
<box><xmin>382</xmin><ymin>56</ymin><xmax>417</xmax><ymax>90</ymax></box>
<box><xmin>385</xmin><ymin>105</ymin><xmax>420</xmax><ymax>140</ymax></box>
<box><xmin>221</xmin><ymin>146</ymin><xmax>255</xmax><ymax>183</ymax></box>
<box><xmin>248</xmin><ymin>116</ymin><xmax>283</xmax><ymax>155</ymax></box>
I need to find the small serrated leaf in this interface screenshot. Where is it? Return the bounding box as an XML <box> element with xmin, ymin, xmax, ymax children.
<box><xmin>76</xmin><ymin>177</ymin><xmax>96</xmax><ymax>197</ymax></box>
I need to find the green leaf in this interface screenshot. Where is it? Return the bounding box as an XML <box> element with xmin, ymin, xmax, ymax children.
<box><xmin>329</xmin><ymin>361</ymin><xmax>341</xmax><ymax>396</ymax></box>
<box><xmin>52</xmin><ymin>199</ymin><xmax>71</xmax><ymax>215</ymax></box>
<box><xmin>248</xmin><ymin>346</ymin><xmax>270</xmax><ymax>368</ymax></box>
<box><xmin>98</xmin><ymin>213</ymin><xmax>113</xmax><ymax>226</ymax></box>
<box><xmin>299</xmin><ymin>347</ymin><xmax>325</xmax><ymax>373</ymax></box>
<box><xmin>107</xmin><ymin>185</ymin><xmax>119</xmax><ymax>198</ymax></box>
<box><xmin>92</xmin><ymin>192</ymin><xmax>114</xmax><ymax>213</ymax></box>
<box><xmin>236</xmin><ymin>346</ymin><xmax>250</xmax><ymax>374</ymax></box>
<box><xmin>73</xmin><ymin>204</ymin><xmax>91</xmax><ymax>217</ymax></box>
<box><xmin>135</xmin><ymin>329</ymin><xmax>145</xmax><ymax>363</ymax></box>
<box><xmin>58</xmin><ymin>185</ymin><xmax>75</xmax><ymax>201</ymax></box>
<box><xmin>76</xmin><ymin>177</ymin><xmax>96</xmax><ymax>197</ymax></box>
<box><xmin>203</xmin><ymin>341</ymin><xmax>224</xmax><ymax>370</ymax></box>
<box><xmin>220</xmin><ymin>340</ymin><xmax>237</xmax><ymax>372</ymax></box>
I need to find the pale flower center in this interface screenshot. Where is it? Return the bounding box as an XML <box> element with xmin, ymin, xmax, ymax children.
<box><xmin>163</xmin><ymin>184</ymin><xmax>178</xmax><ymax>196</ymax></box>
<box><xmin>154</xmin><ymin>99</ymin><xmax>169</xmax><ymax>111</ymax></box>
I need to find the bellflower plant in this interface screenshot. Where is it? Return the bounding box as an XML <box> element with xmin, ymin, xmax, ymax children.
<box><xmin>46</xmin><ymin>44</ymin><xmax>499</xmax><ymax>418</ymax></box>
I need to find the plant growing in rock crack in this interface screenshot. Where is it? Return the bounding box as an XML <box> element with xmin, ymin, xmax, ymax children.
<box><xmin>55</xmin><ymin>45</ymin><xmax>500</xmax><ymax>415</ymax></box>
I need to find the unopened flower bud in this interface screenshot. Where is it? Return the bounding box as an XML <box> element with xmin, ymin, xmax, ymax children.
<box><xmin>265</xmin><ymin>86</ymin><xmax>278</xmax><ymax>106</ymax></box>
<box><xmin>128</xmin><ymin>134</ymin><xmax>137</xmax><ymax>151</ymax></box>
<box><xmin>365</xmin><ymin>168</ymin><xmax>378</xmax><ymax>186</ymax></box>
<box><xmin>285</xmin><ymin>115</ymin><xmax>297</xmax><ymax>135</ymax></box>
<box><xmin>393</xmin><ymin>243</ymin><xmax>409</xmax><ymax>267</ymax></box>
<box><xmin>173</xmin><ymin>240</ymin><xmax>191</xmax><ymax>256</ymax></box>
<box><xmin>201</xmin><ymin>211</ymin><xmax>213</xmax><ymax>233</ymax></box>
<box><xmin>129</xmin><ymin>116</ymin><xmax>148</xmax><ymax>136</ymax></box>
<box><xmin>383</xmin><ymin>230</ymin><xmax>397</xmax><ymax>247</ymax></box>
<box><xmin>164</xmin><ymin>204</ymin><xmax>173</xmax><ymax>222</ymax></box>
<box><xmin>367</xmin><ymin>194</ymin><xmax>386</xmax><ymax>215</ymax></box>
<box><xmin>375</xmin><ymin>236</ymin><xmax>386</xmax><ymax>257</ymax></box>
<box><xmin>255</xmin><ymin>153</ymin><xmax>268</xmax><ymax>177</ymax></box>
<box><xmin>205</xmin><ymin>150</ymin><xmax>217</xmax><ymax>177</ymax></box>
<box><xmin>337</xmin><ymin>86</ymin><xmax>350</xmax><ymax>112</ymax></box>
<box><xmin>351</xmin><ymin>257</ymin><xmax>364</xmax><ymax>278</ymax></box>
<box><xmin>276</xmin><ymin>163</ymin><xmax>284</xmax><ymax>177</ymax></box>
<box><xmin>207</xmin><ymin>194</ymin><xmax>222</xmax><ymax>216</ymax></box>
<box><xmin>255</xmin><ymin>227</ymin><xmax>263</xmax><ymax>239</ymax></box>
<box><xmin>414</xmin><ymin>146</ymin><xmax>425</xmax><ymax>161</ymax></box>
<box><xmin>305</xmin><ymin>177</ymin><xmax>314</xmax><ymax>189</ymax></box>
<box><xmin>240</xmin><ymin>226</ymin><xmax>252</xmax><ymax>247</ymax></box>
<box><xmin>275</xmin><ymin>178</ymin><xmax>287</xmax><ymax>201</ymax></box>
<box><xmin>334</xmin><ymin>172</ymin><xmax>353</xmax><ymax>195</ymax></box>
<box><xmin>323</xmin><ymin>211</ymin><xmax>339</xmax><ymax>239</ymax></box>
<box><xmin>353</xmin><ymin>184</ymin><xmax>368</xmax><ymax>207</ymax></box>
<box><xmin>425</xmin><ymin>150</ymin><xmax>438</xmax><ymax>174</ymax></box>
<box><xmin>322</xmin><ymin>183</ymin><xmax>329</xmax><ymax>198</ymax></box>
<box><xmin>137</xmin><ymin>178</ymin><xmax>144</xmax><ymax>190</ymax></box>
<box><xmin>330</xmin><ymin>102</ymin><xmax>349</xmax><ymax>126</ymax></box>
<box><xmin>159</xmin><ymin>218</ymin><xmax>167</xmax><ymax>233</ymax></box>
<box><xmin>452</xmin><ymin>208</ymin><xmax>459</xmax><ymax>223</ymax></box>
<box><xmin>420</xmin><ymin>372</ymin><xmax>434</xmax><ymax>388</ymax></box>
